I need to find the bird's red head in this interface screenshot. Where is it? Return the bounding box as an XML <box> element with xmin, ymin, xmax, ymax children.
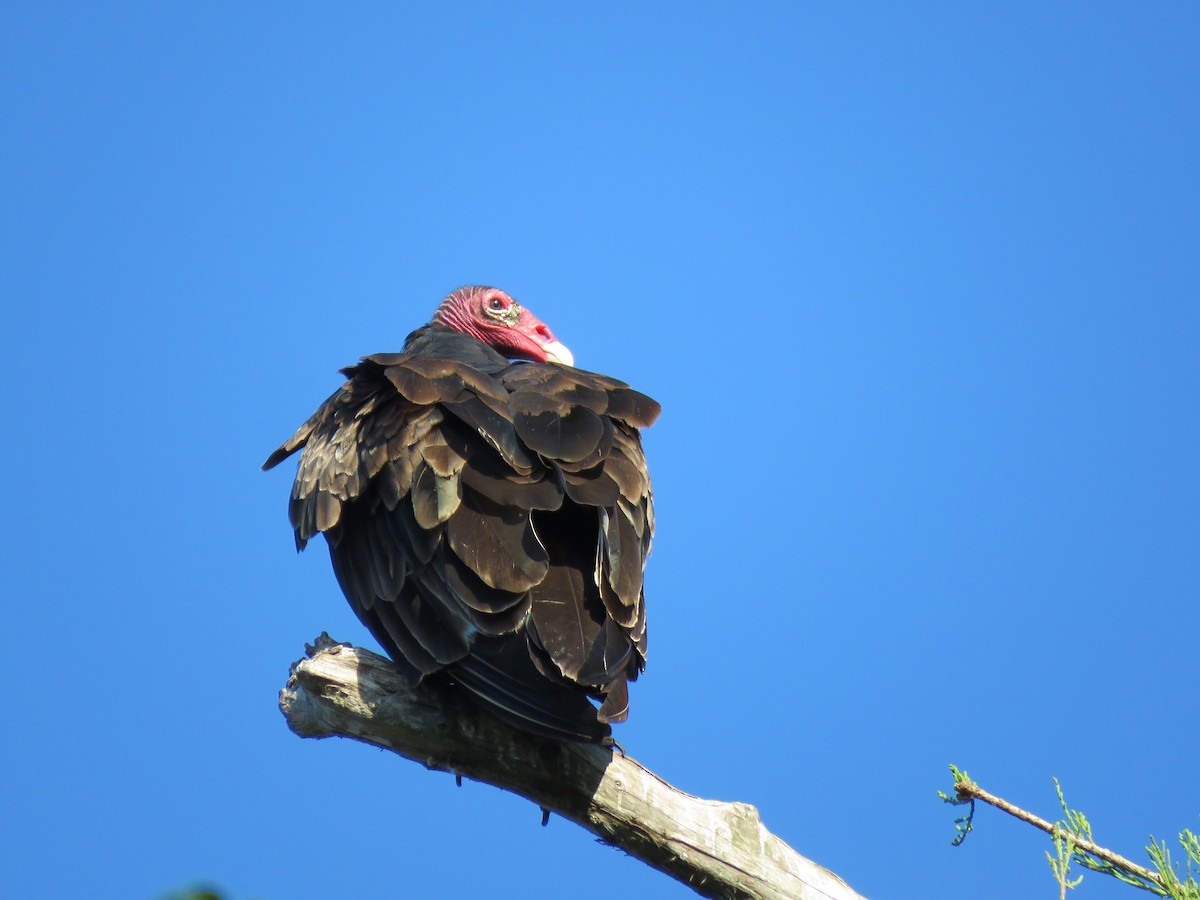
<box><xmin>432</xmin><ymin>286</ymin><xmax>574</xmax><ymax>366</ymax></box>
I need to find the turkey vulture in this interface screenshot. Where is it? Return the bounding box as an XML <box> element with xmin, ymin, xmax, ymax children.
<box><xmin>264</xmin><ymin>286</ymin><xmax>658</xmax><ymax>743</ymax></box>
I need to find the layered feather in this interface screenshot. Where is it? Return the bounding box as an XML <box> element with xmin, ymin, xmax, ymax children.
<box><xmin>265</xmin><ymin>324</ymin><xmax>657</xmax><ymax>742</ymax></box>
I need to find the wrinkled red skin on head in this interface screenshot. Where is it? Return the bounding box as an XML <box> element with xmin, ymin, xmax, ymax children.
<box><xmin>434</xmin><ymin>286</ymin><xmax>565</xmax><ymax>363</ymax></box>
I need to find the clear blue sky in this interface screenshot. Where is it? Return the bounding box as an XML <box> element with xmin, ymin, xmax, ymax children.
<box><xmin>4</xmin><ymin>4</ymin><xmax>1197</xmax><ymax>899</ymax></box>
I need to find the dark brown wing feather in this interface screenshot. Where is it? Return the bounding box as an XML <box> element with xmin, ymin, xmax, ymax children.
<box><xmin>264</xmin><ymin>325</ymin><xmax>658</xmax><ymax>742</ymax></box>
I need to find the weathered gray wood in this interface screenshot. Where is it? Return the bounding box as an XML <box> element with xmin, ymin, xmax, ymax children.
<box><xmin>279</xmin><ymin>637</ymin><xmax>868</xmax><ymax>900</ymax></box>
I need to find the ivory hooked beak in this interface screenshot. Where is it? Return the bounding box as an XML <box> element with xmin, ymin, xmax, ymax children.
<box><xmin>543</xmin><ymin>339</ymin><xmax>574</xmax><ymax>367</ymax></box>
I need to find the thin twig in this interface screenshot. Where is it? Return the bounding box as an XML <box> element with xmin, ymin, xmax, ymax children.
<box><xmin>954</xmin><ymin>779</ymin><xmax>1163</xmax><ymax>888</ymax></box>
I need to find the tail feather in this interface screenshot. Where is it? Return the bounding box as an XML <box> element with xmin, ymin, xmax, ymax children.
<box><xmin>448</xmin><ymin>637</ymin><xmax>612</xmax><ymax>744</ymax></box>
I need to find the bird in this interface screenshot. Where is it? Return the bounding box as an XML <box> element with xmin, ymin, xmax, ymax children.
<box><xmin>264</xmin><ymin>286</ymin><xmax>659</xmax><ymax>744</ymax></box>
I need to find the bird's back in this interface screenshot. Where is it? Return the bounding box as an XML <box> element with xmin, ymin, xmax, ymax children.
<box><xmin>265</xmin><ymin>325</ymin><xmax>658</xmax><ymax>742</ymax></box>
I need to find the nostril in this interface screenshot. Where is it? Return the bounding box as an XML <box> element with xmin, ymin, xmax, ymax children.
<box><xmin>536</xmin><ymin>324</ymin><xmax>551</xmax><ymax>339</ymax></box>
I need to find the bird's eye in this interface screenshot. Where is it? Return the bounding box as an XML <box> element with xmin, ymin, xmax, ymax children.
<box><xmin>488</xmin><ymin>297</ymin><xmax>505</xmax><ymax>311</ymax></box>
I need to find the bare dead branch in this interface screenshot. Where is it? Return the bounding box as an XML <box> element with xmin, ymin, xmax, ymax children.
<box><xmin>279</xmin><ymin>637</ymin><xmax>868</xmax><ymax>900</ymax></box>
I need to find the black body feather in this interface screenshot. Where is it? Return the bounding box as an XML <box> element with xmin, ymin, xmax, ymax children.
<box><xmin>265</xmin><ymin>324</ymin><xmax>657</xmax><ymax>743</ymax></box>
